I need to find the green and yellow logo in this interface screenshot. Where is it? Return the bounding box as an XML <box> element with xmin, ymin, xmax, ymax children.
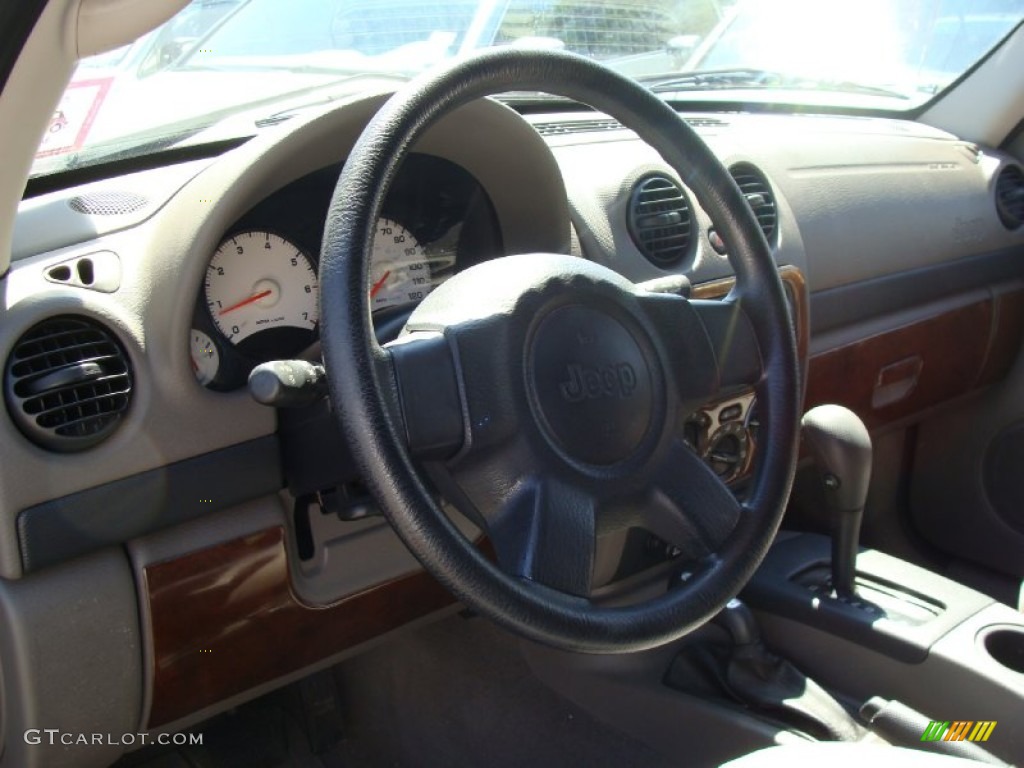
<box><xmin>921</xmin><ymin>721</ymin><xmax>997</xmax><ymax>743</ymax></box>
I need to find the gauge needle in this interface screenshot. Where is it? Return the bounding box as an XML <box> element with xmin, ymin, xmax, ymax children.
<box><xmin>218</xmin><ymin>289</ymin><xmax>272</xmax><ymax>316</ymax></box>
<box><xmin>370</xmin><ymin>271</ymin><xmax>392</xmax><ymax>298</ymax></box>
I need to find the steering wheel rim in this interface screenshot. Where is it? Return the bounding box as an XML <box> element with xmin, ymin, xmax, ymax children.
<box><xmin>319</xmin><ymin>49</ymin><xmax>800</xmax><ymax>653</ymax></box>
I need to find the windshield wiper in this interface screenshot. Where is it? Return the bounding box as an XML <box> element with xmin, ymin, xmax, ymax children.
<box><xmin>639</xmin><ymin>68</ymin><xmax>911</xmax><ymax>101</ymax></box>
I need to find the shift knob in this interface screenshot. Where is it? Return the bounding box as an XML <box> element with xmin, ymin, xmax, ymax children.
<box><xmin>801</xmin><ymin>405</ymin><xmax>872</xmax><ymax>598</ymax></box>
<box><xmin>802</xmin><ymin>405</ymin><xmax>873</xmax><ymax>512</ymax></box>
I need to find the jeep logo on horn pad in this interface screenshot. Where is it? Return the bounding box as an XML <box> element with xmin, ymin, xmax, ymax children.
<box><xmin>559</xmin><ymin>363</ymin><xmax>638</xmax><ymax>402</ymax></box>
<box><xmin>530</xmin><ymin>304</ymin><xmax>656</xmax><ymax>466</ymax></box>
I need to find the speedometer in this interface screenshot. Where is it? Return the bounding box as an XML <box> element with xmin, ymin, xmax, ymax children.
<box><xmin>369</xmin><ymin>218</ymin><xmax>439</xmax><ymax>311</ymax></box>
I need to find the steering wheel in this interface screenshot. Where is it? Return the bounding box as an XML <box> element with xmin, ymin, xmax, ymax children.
<box><xmin>319</xmin><ymin>49</ymin><xmax>800</xmax><ymax>653</ymax></box>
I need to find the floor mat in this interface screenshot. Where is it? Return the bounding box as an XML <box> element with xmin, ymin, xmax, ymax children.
<box><xmin>327</xmin><ymin>614</ymin><xmax>678</xmax><ymax>768</ymax></box>
<box><xmin>114</xmin><ymin>613</ymin><xmax>678</xmax><ymax>768</ymax></box>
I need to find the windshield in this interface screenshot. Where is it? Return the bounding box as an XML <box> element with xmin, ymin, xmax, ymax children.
<box><xmin>32</xmin><ymin>0</ymin><xmax>1024</xmax><ymax>179</ymax></box>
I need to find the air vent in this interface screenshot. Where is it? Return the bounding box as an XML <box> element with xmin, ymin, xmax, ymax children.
<box><xmin>995</xmin><ymin>165</ymin><xmax>1024</xmax><ymax>230</ymax></box>
<box><xmin>729</xmin><ymin>164</ymin><xmax>777</xmax><ymax>242</ymax></box>
<box><xmin>533</xmin><ymin>115</ymin><xmax>728</xmax><ymax>137</ymax></box>
<box><xmin>68</xmin><ymin>190</ymin><xmax>148</xmax><ymax>216</ymax></box>
<box><xmin>627</xmin><ymin>175</ymin><xmax>694</xmax><ymax>267</ymax></box>
<box><xmin>4</xmin><ymin>317</ymin><xmax>132</xmax><ymax>452</ymax></box>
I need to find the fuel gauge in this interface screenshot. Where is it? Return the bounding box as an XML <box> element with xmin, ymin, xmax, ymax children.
<box><xmin>190</xmin><ymin>328</ymin><xmax>220</xmax><ymax>386</ymax></box>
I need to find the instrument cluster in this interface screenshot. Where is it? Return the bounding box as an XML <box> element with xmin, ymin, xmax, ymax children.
<box><xmin>190</xmin><ymin>154</ymin><xmax>502</xmax><ymax>390</ymax></box>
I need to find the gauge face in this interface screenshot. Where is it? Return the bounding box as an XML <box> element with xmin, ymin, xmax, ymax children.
<box><xmin>205</xmin><ymin>231</ymin><xmax>318</xmax><ymax>345</ymax></box>
<box><xmin>369</xmin><ymin>219</ymin><xmax>444</xmax><ymax>312</ymax></box>
<box><xmin>190</xmin><ymin>329</ymin><xmax>220</xmax><ymax>386</ymax></box>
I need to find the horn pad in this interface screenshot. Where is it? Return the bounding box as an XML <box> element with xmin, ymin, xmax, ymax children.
<box><xmin>529</xmin><ymin>304</ymin><xmax>655</xmax><ymax>466</ymax></box>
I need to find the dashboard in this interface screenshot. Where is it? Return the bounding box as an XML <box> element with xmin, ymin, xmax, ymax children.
<box><xmin>2</xmin><ymin>84</ymin><xmax>1024</xmax><ymax>760</ymax></box>
<box><xmin>4</xmin><ymin>93</ymin><xmax>1022</xmax><ymax>575</ymax></box>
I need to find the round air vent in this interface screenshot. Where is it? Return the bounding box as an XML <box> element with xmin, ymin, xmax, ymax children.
<box><xmin>729</xmin><ymin>163</ymin><xmax>777</xmax><ymax>242</ymax></box>
<box><xmin>995</xmin><ymin>164</ymin><xmax>1024</xmax><ymax>230</ymax></box>
<box><xmin>4</xmin><ymin>317</ymin><xmax>133</xmax><ymax>452</ymax></box>
<box><xmin>627</xmin><ymin>174</ymin><xmax>694</xmax><ymax>267</ymax></box>
<box><xmin>68</xmin><ymin>190</ymin><xmax>148</xmax><ymax>216</ymax></box>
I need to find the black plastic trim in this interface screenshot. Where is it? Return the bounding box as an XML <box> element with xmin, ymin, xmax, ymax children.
<box><xmin>743</xmin><ymin>533</ymin><xmax>992</xmax><ymax>663</ymax></box>
<box><xmin>999</xmin><ymin>114</ymin><xmax>1024</xmax><ymax>152</ymax></box>
<box><xmin>17</xmin><ymin>435</ymin><xmax>283</xmax><ymax>573</ymax></box>
<box><xmin>23</xmin><ymin>137</ymin><xmax>248</xmax><ymax>199</ymax></box>
<box><xmin>810</xmin><ymin>247</ymin><xmax>1024</xmax><ymax>336</ymax></box>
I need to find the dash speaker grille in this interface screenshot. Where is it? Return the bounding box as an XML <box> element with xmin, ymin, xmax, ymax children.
<box><xmin>68</xmin><ymin>190</ymin><xmax>149</xmax><ymax>216</ymax></box>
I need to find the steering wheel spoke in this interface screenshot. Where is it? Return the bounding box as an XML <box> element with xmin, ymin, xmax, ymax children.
<box><xmin>635</xmin><ymin>291</ymin><xmax>764</xmax><ymax>411</ymax></box>
<box><xmin>691</xmin><ymin>298</ymin><xmax>765</xmax><ymax>393</ymax></box>
<box><xmin>641</xmin><ymin>439</ymin><xmax>743</xmax><ymax>558</ymax></box>
<box><xmin>488</xmin><ymin>477</ymin><xmax>598</xmax><ymax>597</ymax></box>
<box><xmin>384</xmin><ymin>332</ymin><xmax>465</xmax><ymax>460</ymax></box>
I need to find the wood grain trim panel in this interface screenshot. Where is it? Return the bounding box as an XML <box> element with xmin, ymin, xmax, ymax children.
<box><xmin>691</xmin><ymin>268</ymin><xmax>1022</xmax><ymax>432</ymax></box>
<box><xmin>690</xmin><ymin>266</ymin><xmax>810</xmax><ymax>364</ymax></box>
<box><xmin>689</xmin><ymin>275</ymin><xmax>737</xmax><ymax>300</ymax></box>
<box><xmin>805</xmin><ymin>299</ymin><xmax>993</xmax><ymax>429</ymax></box>
<box><xmin>144</xmin><ymin>527</ymin><xmax>457</xmax><ymax>728</ymax></box>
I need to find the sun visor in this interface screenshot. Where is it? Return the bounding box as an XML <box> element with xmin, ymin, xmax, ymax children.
<box><xmin>76</xmin><ymin>0</ymin><xmax>190</xmax><ymax>58</ymax></box>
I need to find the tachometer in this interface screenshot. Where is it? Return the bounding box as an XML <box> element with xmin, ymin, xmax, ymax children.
<box><xmin>369</xmin><ymin>218</ymin><xmax>441</xmax><ymax>311</ymax></box>
<box><xmin>205</xmin><ymin>230</ymin><xmax>318</xmax><ymax>345</ymax></box>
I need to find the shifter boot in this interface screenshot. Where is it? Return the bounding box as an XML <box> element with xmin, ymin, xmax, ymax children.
<box><xmin>719</xmin><ymin>642</ymin><xmax>866</xmax><ymax>742</ymax></box>
<box><xmin>670</xmin><ymin>600</ymin><xmax>867</xmax><ymax>742</ymax></box>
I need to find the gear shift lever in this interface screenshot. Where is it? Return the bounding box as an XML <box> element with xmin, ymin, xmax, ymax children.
<box><xmin>801</xmin><ymin>405</ymin><xmax>872</xmax><ymax>599</ymax></box>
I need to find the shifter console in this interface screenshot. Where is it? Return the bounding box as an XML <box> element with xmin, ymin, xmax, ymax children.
<box><xmin>744</xmin><ymin>403</ymin><xmax>992</xmax><ymax>662</ymax></box>
<box><xmin>735</xmin><ymin>402</ymin><xmax>1024</xmax><ymax>763</ymax></box>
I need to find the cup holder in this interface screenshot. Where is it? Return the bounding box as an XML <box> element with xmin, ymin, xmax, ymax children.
<box><xmin>981</xmin><ymin>626</ymin><xmax>1024</xmax><ymax>674</ymax></box>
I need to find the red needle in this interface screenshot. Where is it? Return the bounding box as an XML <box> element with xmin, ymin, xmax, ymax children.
<box><xmin>218</xmin><ymin>289</ymin><xmax>272</xmax><ymax>316</ymax></box>
<box><xmin>370</xmin><ymin>270</ymin><xmax>392</xmax><ymax>299</ymax></box>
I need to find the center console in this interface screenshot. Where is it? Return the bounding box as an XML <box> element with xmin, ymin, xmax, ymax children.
<box><xmin>743</xmin><ymin>533</ymin><xmax>1024</xmax><ymax>762</ymax></box>
<box><xmin>742</xmin><ymin>403</ymin><xmax>1024</xmax><ymax>763</ymax></box>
